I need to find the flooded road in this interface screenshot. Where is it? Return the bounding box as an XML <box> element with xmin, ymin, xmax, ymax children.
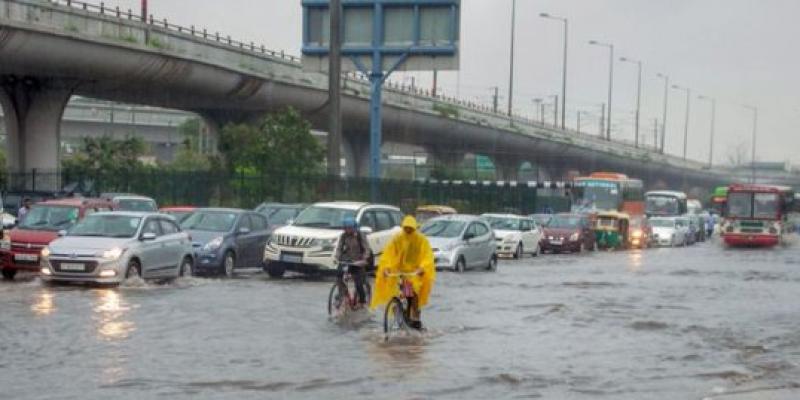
<box><xmin>2</xmin><ymin>239</ymin><xmax>800</xmax><ymax>399</ymax></box>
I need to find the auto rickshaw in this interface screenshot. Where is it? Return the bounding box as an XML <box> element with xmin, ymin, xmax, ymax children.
<box><xmin>415</xmin><ymin>205</ymin><xmax>457</xmax><ymax>223</ymax></box>
<box><xmin>593</xmin><ymin>211</ymin><xmax>631</xmax><ymax>250</ymax></box>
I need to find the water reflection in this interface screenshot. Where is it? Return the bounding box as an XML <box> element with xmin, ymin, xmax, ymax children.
<box><xmin>93</xmin><ymin>289</ymin><xmax>135</xmax><ymax>341</ymax></box>
<box><xmin>627</xmin><ymin>251</ymin><xmax>643</xmax><ymax>273</ymax></box>
<box><xmin>364</xmin><ymin>333</ymin><xmax>430</xmax><ymax>379</ymax></box>
<box><xmin>31</xmin><ymin>291</ymin><xmax>55</xmax><ymax>316</ymax></box>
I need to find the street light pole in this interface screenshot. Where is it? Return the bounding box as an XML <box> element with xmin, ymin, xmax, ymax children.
<box><xmin>589</xmin><ymin>40</ymin><xmax>614</xmax><ymax>140</ymax></box>
<box><xmin>743</xmin><ymin>105</ymin><xmax>758</xmax><ymax>183</ymax></box>
<box><xmin>656</xmin><ymin>73</ymin><xmax>669</xmax><ymax>154</ymax></box>
<box><xmin>620</xmin><ymin>57</ymin><xmax>642</xmax><ymax>148</ymax></box>
<box><xmin>540</xmin><ymin>13</ymin><xmax>568</xmax><ymax>130</ymax></box>
<box><xmin>698</xmin><ymin>95</ymin><xmax>716</xmax><ymax>167</ymax></box>
<box><xmin>326</xmin><ymin>0</ymin><xmax>342</xmax><ymax>177</ymax></box>
<box><xmin>507</xmin><ymin>0</ymin><xmax>516</xmax><ymax>117</ymax></box>
<box><xmin>672</xmin><ymin>84</ymin><xmax>691</xmax><ymax>160</ymax></box>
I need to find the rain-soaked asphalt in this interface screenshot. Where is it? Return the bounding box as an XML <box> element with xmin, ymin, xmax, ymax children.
<box><xmin>2</xmin><ymin>237</ymin><xmax>800</xmax><ymax>400</ymax></box>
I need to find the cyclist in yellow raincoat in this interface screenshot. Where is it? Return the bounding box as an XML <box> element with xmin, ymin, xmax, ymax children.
<box><xmin>371</xmin><ymin>215</ymin><xmax>436</xmax><ymax>330</ymax></box>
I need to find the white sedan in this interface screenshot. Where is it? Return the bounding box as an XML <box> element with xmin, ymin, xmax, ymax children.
<box><xmin>482</xmin><ymin>214</ymin><xmax>543</xmax><ymax>258</ymax></box>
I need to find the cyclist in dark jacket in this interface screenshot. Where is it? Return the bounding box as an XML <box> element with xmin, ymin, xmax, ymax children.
<box><xmin>334</xmin><ymin>217</ymin><xmax>371</xmax><ymax>307</ymax></box>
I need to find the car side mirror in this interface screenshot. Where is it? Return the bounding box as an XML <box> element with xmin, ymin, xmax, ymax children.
<box><xmin>359</xmin><ymin>226</ymin><xmax>373</xmax><ymax>235</ymax></box>
<box><xmin>140</xmin><ymin>232</ymin><xmax>157</xmax><ymax>241</ymax></box>
<box><xmin>238</xmin><ymin>227</ymin><xmax>251</xmax><ymax>235</ymax></box>
<box><xmin>57</xmin><ymin>230</ymin><xmax>67</xmax><ymax>237</ymax></box>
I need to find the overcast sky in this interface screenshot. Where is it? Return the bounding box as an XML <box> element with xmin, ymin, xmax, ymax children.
<box><xmin>103</xmin><ymin>0</ymin><xmax>800</xmax><ymax>165</ymax></box>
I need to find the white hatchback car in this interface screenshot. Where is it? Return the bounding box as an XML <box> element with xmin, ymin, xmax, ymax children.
<box><xmin>482</xmin><ymin>213</ymin><xmax>543</xmax><ymax>258</ymax></box>
<box><xmin>263</xmin><ymin>202</ymin><xmax>403</xmax><ymax>277</ymax></box>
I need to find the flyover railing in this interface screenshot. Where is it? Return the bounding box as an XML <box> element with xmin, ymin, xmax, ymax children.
<box><xmin>37</xmin><ymin>0</ymin><xmax>675</xmax><ymax>164</ymax></box>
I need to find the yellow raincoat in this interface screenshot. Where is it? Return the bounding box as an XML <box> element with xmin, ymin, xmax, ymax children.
<box><xmin>370</xmin><ymin>216</ymin><xmax>436</xmax><ymax>310</ymax></box>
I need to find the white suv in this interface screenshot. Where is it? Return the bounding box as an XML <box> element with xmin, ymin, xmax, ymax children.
<box><xmin>263</xmin><ymin>202</ymin><xmax>403</xmax><ymax>277</ymax></box>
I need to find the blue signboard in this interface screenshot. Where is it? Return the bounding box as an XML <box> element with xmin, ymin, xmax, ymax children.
<box><xmin>301</xmin><ymin>0</ymin><xmax>460</xmax><ymax>197</ymax></box>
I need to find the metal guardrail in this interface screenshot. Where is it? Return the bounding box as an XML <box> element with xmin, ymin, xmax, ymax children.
<box><xmin>34</xmin><ymin>0</ymin><xmax>689</xmax><ymax>166</ymax></box>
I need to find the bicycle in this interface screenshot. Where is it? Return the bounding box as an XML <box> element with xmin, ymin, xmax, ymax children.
<box><xmin>327</xmin><ymin>262</ymin><xmax>371</xmax><ymax>317</ymax></box>
<box><xmin>383</xmin><ymin>271</ymin><xmax>423</xmax><ymax>337</ymax></box>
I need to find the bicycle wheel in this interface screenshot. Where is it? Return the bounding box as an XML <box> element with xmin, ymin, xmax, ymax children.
<box><xmin>327</xmin><ymin>283</ymin><xmax>347</xmax><ymax>316</ymax></box>
<box><xmin>383</xmin><ymin>297</ymin><xmax>407</xmax><ymax>335</ymax></box>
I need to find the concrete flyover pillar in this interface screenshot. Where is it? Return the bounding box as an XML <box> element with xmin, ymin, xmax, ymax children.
<box><xmin>0</xmin><ymin>77</ymin><xmax>75</xmax><ymax>174</ymax></box>
<box><xmin>493</xmin><ymin>155</ymin><xmax>522</xmax><ymax>182</ymax></box>
<box><xmin>427</xmin><ymin>147</ymin><xmax>466</xmax><ymax>179</ymax></box>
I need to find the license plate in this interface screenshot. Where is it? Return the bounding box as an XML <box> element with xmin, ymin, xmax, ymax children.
<box><xmin>551</xmin><ymin>240</ymin><xmax>563</xmax><ymax>246</ymax></box>
<box><xmin>280</xmin><ymin>253</ymin><xmax>303</xmax><ymax>264</ymax></box>
<box><xmin>60</xmin><ymin>263</ymin><xmax>85</xmax><ymax>271</ymax></box>
<box><xmin>14</xmin><ymin>254</ymin><xmax>38</xmax><ymax>262</ymax></box>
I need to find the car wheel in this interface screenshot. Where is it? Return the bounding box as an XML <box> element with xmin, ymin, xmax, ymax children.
<box><xmin>514</xmin><ymin>243</ymin><xmax>523</xmax><ymax>259</ymax></box>
<box><xmin>125</xmin><ymin>259</ymin><xmax>142</xmax><ymax>280</ymax></box>
<box><xmin>455</xmin><ymin>257</ymin><xmax>466</xmax><ymax>273</ymax></box>
<box><xmin>265</xmin><ymin>262</ymin><xmax>286</xmax><ymax>278</ymax></box>
<box><xmin>1</xmin><ymin>268</ymin><xmax>17</xmax><ymax>280</ymax></box>
<box><xmin>179</xmin><ymin>256</ymin><xmax>193</xmax><ymax>277</ymax></box>
<box><xmin>223</xmin><ymin>251</ymin><xmax>235</xmax><ymax>278</ymax></box>
<box><xmin>486</xmin><ymin>255</ymin><xmax>498</xmax><ymax>272</ymax></box>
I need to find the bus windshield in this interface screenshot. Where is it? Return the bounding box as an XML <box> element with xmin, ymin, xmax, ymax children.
<box><xmin>573</xmin><ymin>181</ymin><xmax>620</xmax><ymax>211</ymax></box>
<box><xmin>728</xmin><ymin>192</ymin><xmax>780</xmax><ymax>219</ymax></box>
<box><xmin>646</xmin><ymin>195</ymin><xmax>681</xmax><ymax>216</ymax></box>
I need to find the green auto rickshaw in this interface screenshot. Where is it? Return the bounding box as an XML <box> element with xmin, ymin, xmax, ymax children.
<box><xmin>594</xmin><ymin>211</ymin><xmax>631</xmax><ymax>250</ymax></box>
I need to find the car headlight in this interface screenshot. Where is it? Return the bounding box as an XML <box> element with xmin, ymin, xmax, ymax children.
<box><xmin>631</xmin><ymin>230</ymin><xmax>643</xmax><ymax>239</ymax></box>
<box><xmin>98</xmin><ymin>247</ymin><xmax>124</xmax><ymax>261</ymax></box>
<box><xmin>202</xmin><ymin>237</ymin><xmax>224</xmax><ymax>252</ymax></box>
<box><xmin>569</xmin><ymin>233</ymin><xmax>580</xmax><ymax>241</ymax></box>
<box><xmin>41</xmin><ymin>246</ymin><xmax>51</xmax><ymax>258</ymax></box>
<box><xmin>0</xmin><ymin>240</ymin><xmax>10</xmax><ymax>251</ymax></box>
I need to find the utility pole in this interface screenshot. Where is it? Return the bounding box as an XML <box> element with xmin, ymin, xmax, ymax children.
<box><xmin>140</xmin><ymin>0</ymin><xmax>147</xmax><ymax>21</ymax></box>
<box><xmin>553</xmin><ymin>95</ymin><xmax>559</xmax><ymax>127</ymax></box>
<box><xmin>589</xmin><ymin>41</ymin><xmax>614</xmax><ymax>140</ymax></box>
<box><xmin>620</xmin><ymin>57</ymin><xmax>642</xmax><ymax>147</ymax></box>
<box><xmin>599</xmin><ymin>103</ymin><xmax>606</xmax><ymax>138</ymax></box>
<box><xmin>326</xmin><ymin>0</ymin><xmax>342</xmax><ymax>177</ymax></box>
<box><xmin>576</xmin><ymin>111</ymin><xmax>582</xmax><ymax>133</ymax></box>
<box><xmin>653</xmin><ymin>118</ymin><xmax>659</xmax><ymax>151</ymax></box>
<box><xmin>540</xmin><ymin>103</ymin><xmax>545</xmax><ymax>124</ymax></box>
<box><xmin>492</xmin><ymin>87</ymin><xmax>499</xmax><ymax>114</ymax></box>
<box><xmin>540</xmin><ymin>13</ymin><xmax>569</xmax><ymax>129</ymax></box>
<box><xmin>657</xmin><ymin>73</ymin><xmax>669</xmax><ymax>154</ymax></box>
<box><xmin>507</xmin><ymin>0</ymin><xmax>516</xmax><ymax>117</ymax></box>
<box><xmin>432</xmin><ymin>69</ymin><xmax>438</xmax><ymax>97</ymax></box>
<box><xmin>672</xmin><ymin>84</ymin><xmax>691</xmax><ymax>160</ymax></box>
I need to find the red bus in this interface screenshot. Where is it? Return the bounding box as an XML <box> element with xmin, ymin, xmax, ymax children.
<box><xmin>721</xmin><ymin>184</ymin><xmax>794</xmax><ymax>247</ymax></box>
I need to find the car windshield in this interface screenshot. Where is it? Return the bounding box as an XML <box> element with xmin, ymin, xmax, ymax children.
<box><xmin>646</xmin><ymin>195</ymin><xmax>680</xmax><ymax>215</ymax></box>
<box><xmin>421</xmin><ymin>220</ymin><xmax>466</xmax><ymax>238</ymax></box>
<box><xmin>485</xmin><ymin>217</ymin><xmax>521</xmax><ymax>231</ymax></box>
<box><xmin>649</xmin><ymin>219</ymin><xmax>675</xmax><ymax>228</ymax></box>
<box><xmin>181</xmin><ymin>211</ymin><xmax>238</xmax><ymax>232</ymax></box>
<box><xmin>547</xmin><ymin>216</ymin><xmax>581</xmax><ymax>229</ymax></box>
<box><xmin>69</xmin><ymin>214</ymin><xmax>142</xmax><ymax>238</ymax></box>
<box><xmin>416</xmin><ymin>211</ymin><xmax>439</xmax><ymax>224</ymax></box>
<box><xmin>18</xmin><ymin>206</ymin><xmax>80</xmax><ymax>231</ymax></box>
<box><xmin>530</xmin><ymin>215</ymin><xmax>552</xmax><ymax>226</ymax></box>
<box><xmin>293</xmin><ymin>207</ymin><xmax>356</xmax><ymax>229</ymax></box>
<box><xmin>117</xmin><ymin>199</ymin><xmax>157</xmax><ymax>212</ymax></box>
<box><xmin>268</xmin><ymin>208</ymin><xmax>300</xmax><ymax>226</ymax></box>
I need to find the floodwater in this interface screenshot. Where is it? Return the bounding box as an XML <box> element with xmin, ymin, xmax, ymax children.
<box><xmin>2</xmin><ymin>238</ymin><xmax>800</xmax><ymax>399</ymax></box>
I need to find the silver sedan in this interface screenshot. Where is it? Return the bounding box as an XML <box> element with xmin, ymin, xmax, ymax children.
<box><xmin>41</xmin><ymin>212</ymin><xmax>194</xmax><ymax>285</ymax></box>
<box><xmin>421</xmin><ymin>215</ymin><xmax>497</xmax><ymax>273</ymax></box>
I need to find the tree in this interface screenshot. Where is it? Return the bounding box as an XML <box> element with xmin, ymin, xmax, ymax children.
<box><xmin>219</xmin><ymin>107</ymin><xmax>324</xmax><ymax>176</ymax></box>
<box><xmin>62</xmin><ymin>136</ymin><xmax>149</xmax><ymax>191</ymax></box>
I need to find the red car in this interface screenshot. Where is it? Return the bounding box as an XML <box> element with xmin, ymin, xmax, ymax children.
<box><xmin>0</xmin><ymin>198</ymin><xmax>114</xmax><ymax>280</ymax></box>
<box><xmin>540</xmin><ymin>213</ymin><xmax>596</xmax><ymax>253</ymax></box>
<box><xmin>159</xmin><ymin>206</ymin><xmax>196</xmax><ymax>223</ymax></box>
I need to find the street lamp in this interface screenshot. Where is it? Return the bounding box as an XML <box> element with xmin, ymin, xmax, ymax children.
<box><xmin>549</xmin><ymin>94</ymin><xmax>559</xmax><ymax>127</ymax></box>
<box><xmin>540</xmin><ymin>13</ymin><xmax>568</xmax><ymax>130</ymax></box>
<box><xmin>589</xmin><ymin>40</ymin><xmax>614</xmax><ymax>141</ymax></box>
<box><xmin>697</xmin><ymin>95</ymin><xmax>716</xmax><ymax>167</ymax></box>
<box><xmin>742</xmin><ymin>104</ymin><xmax>758</xmax><ymax>183</ymax></box>
<box><xmin>619</xmin><ymin>57</ymin><xmax>642</xmax><ymax>148</ymax></box>
<box><xmin>656</xmin><ymin>73</ymin><xmax>669</xmax><ymax>154</ymax></box>
<box><xmin>671</xmin><ymin>84</ymin><xmax>691</xmax><ymax>160</ymax></box>
<box><xmin>507</xmin><ymin>0</ymin><xmax>517</xmax><ymax>117</ymax></box>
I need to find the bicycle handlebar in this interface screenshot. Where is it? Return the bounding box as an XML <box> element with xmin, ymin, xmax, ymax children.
<box><xmin>384</xmin><ymin>271</ymin><xmax>422</xmax><ymax>278</ymax></box>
